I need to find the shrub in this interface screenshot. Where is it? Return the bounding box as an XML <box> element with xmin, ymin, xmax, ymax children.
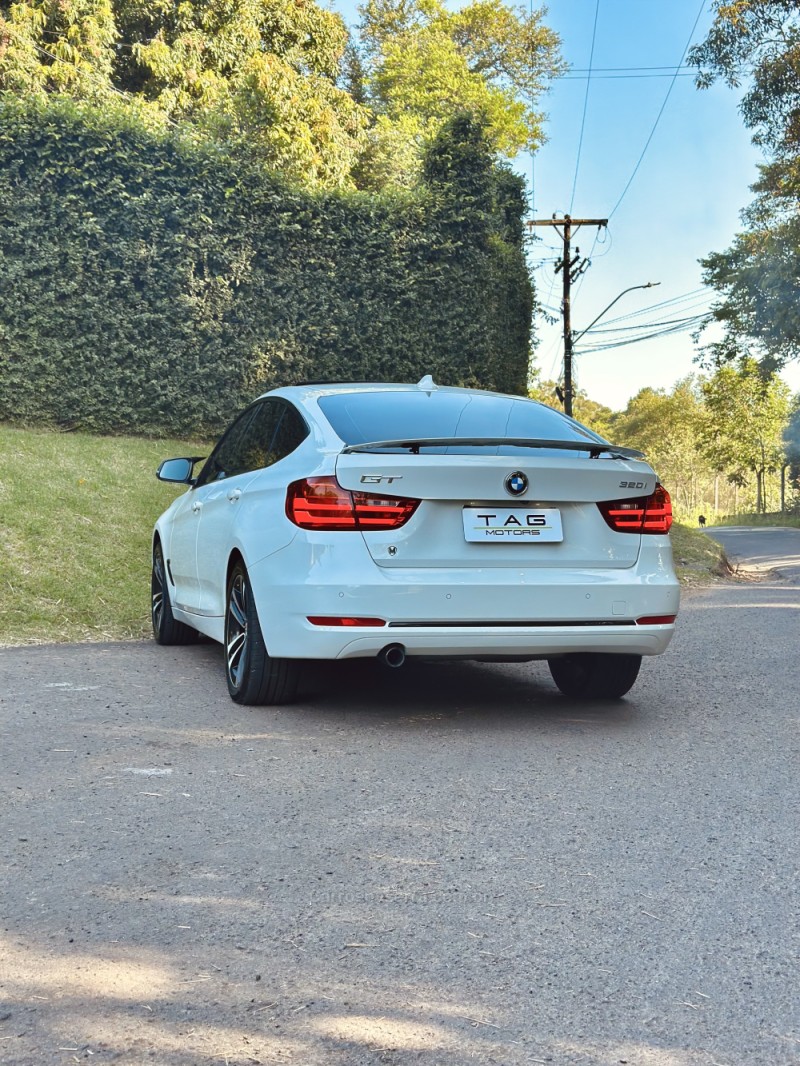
<box><xmin>0</xmin><ymin>96</ymin><xmax>531</xmax><ymax>436</ymax></box>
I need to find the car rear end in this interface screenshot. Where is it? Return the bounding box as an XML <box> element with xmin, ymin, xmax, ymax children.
<box><xmin>248</xmin><ymin>383</ymin><xmax>679</xmax><ymax>664</ymax></box>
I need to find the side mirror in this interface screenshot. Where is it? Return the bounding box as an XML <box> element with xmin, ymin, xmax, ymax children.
<box><xmin>156</xmin><ymin>457</ymin><xmax>204</xmax><ymax>484</ymax></box>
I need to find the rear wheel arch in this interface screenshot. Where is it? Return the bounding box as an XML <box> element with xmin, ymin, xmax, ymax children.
<box><xmin>226</xmin><ymin>549</ymin><xmax>246</xmax><ymax>605</ymax></box>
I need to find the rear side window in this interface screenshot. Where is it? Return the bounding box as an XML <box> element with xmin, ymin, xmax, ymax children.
<box><xmin>195</xmin><ymin>400</ymin><xmax>308</xmax><ymax>486</ymax></box>
<box><xmin>195</xmin><ymin>406</ymin><xmax>261</xmax><ymax>485</ymax></box>
<box><xmin>318</xmin><ymin>391</ymin><xmax>604</xmax><ymax>454</ymax></box>
<box><xmin>270</xmin><ymin>403</ymin><xmax>310</xmax><ymax>464</ymax></box>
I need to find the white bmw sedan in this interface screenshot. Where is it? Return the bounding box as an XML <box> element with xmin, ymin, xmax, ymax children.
<box><xmin>152</xmin><ymin>378</ymin><xmax>679</xmax><ymax>704</ymax></box>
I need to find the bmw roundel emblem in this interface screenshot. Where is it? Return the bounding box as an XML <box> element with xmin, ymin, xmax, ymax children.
<box><xmin>505</xmin><ymin>471</ymin><xmax>528</xmax><ymax>497</ymax></box>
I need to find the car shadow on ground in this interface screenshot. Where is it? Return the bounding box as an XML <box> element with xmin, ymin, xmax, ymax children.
<box><xmin>197</xmin><ymin>642</ymin><xmax>642</xmax><ymax>729</ymax></box>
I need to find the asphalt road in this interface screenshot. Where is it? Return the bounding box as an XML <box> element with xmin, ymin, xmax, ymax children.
<box><xmin>1</xmin><ymin>529</ymin><xmax>798</xmax><ymax>1066</ymax></box>
<box><xmin>703</xmin><ymin>525</ymin><xmax>800</xmax><ymax>585</ymax></box>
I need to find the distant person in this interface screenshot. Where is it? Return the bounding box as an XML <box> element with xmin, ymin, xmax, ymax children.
<box><xmin>698</xmin><ymin>515</ymin><xmax>707</xmax><ymax>528</ymax></box>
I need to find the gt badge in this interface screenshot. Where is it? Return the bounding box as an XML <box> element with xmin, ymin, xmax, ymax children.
<box><xmin>504</xmin><ymin>471</ymin><xmax>528</xmax><ymax>497</ymax></box>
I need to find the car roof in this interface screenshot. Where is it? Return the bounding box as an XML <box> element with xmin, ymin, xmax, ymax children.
<box><xmin>264</xmin><ymin>379</ymin><xmax>549</xmax><ymax>407</ymax></box>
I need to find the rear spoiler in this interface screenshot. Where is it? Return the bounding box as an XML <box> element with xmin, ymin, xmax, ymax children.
<box><xmin>341</xmin><ymin>437</ymin><xmax>645</xmax><ymax>460</ymax></box>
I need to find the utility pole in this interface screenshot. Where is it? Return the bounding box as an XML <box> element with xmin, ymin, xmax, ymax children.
<box><xmin>527</xmin><ymin>215</ymin><xmax>607</xmax><ymax>416</ymax></box>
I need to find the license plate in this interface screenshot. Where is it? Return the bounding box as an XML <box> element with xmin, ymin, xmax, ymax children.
<box><xmin>462</xmin><ymin>507</ymin><xmax>563</xmax><ymax>542</ymax></box>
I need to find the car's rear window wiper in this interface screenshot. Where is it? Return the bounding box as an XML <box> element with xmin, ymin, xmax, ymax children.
<box><xmin>341</xmin><ymin>437</ymin><xmax>645</xmax><ymax>460</ymax></box>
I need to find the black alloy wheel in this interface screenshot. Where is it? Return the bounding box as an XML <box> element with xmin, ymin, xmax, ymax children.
<box><xmin>151</xmin><ymin>541</ymin><xmax>197</xmax><ymax>645</ymax></box>
<box><xmin>224</xmin><ymin>561</ymin><xmax>299</xmax><ymax>705</ymax></box>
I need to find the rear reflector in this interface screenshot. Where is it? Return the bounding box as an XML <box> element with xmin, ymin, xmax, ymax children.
<box><xmin>287</xmin><ymin>476</ymin><xmax>420</xmax><ymax>531</ymax></box>
<box><xmin>307</xmin><ymin>616</ymin><xmax>387</xmax><ymax>627</ymax></box>
<box><xmin>597</xmin><ymin>484</ymin><xmax>673</xmax><ymax>534</ymax></box>
<box><xmin>636</xmin><ymin>615</ymin><xmax>677</xmax><ymax>626</ymax></box>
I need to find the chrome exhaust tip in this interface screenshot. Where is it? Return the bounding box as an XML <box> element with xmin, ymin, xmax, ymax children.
<box><xmin>378</xmin><ymin>643</ymin><xmax>406</xmax><ymax>668</ymax></box>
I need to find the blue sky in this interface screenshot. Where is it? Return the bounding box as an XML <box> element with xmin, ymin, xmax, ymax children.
<box><xmin>329</xmin><ymin>0</ymin><xmax>800</xmax><ymax>410</ymax></box>
<box><xmin>521</xmin><ymin>0</ymin><xmax>800</xmax><ymax>411</ymax></box>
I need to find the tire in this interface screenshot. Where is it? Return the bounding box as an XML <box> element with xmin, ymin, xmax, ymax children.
<box><xmin>224</xmin><ymin>561</ymin><xmax>299</xmax><ymax>706</ymax></box>
<box><xmin>547</xmin><ymin>653</ymin><xmax>642</xmax><ymax>700</ymax></box>
<box><xmin>151</xmin><ymin>541</ymin><xmax>198</xmax><ymax>646</ymax></box>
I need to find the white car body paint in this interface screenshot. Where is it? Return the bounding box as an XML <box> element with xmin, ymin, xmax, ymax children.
<box><xmin>154</xmin><ymin>382</ymin><xmax>680</xmax><ymax>663</ymax></box>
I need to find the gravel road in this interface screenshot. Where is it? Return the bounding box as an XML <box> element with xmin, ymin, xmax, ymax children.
<box><xmin>1</xmin><ymin>529</ymin><xmax>798</xmax><ymax>1066</ymax></box>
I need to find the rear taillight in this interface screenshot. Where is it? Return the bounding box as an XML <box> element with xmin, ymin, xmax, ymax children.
<box><xmin>598</xmin><ymin>484</ymin><xmax>673</xmax><ymax>535</ymax></box>
<box><xmin>286</xmin><ymin>476</ymin><xmax>420</xmax><ymax>531</ymax></box>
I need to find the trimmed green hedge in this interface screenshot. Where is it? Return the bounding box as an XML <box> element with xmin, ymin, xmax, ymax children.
<box><xmin>0</xmin><ymin>96</ymin><xmax>532</xmax><ymax>437</ymax></box>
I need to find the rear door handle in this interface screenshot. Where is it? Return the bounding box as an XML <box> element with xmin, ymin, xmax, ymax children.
<box><xmin>227</xmin><ymin>488</ymin><xmax>242</xmax><ymax>502</ymax></box>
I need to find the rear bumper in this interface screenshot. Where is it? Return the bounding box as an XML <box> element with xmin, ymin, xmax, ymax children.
<box><xmin>248</xmin><ymin>536</ymin><xmax>679</xmax><ymax>661</ymax></box>
<box><xmin>309</xmin><ymin>624</ymin><xmax>674</xmax><ymax>660</ymax></box>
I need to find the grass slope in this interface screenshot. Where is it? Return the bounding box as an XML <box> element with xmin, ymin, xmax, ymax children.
<box><xmin>670</xmin><ymin>522</ymin><xmax>730</xmax><ymax>585</ymax></box>
<box><xmin>0</xmin><ymin>425</ymin><xmax>206</xmax><ymax>645</ymax></box>
<box><xmin>0</xmin><ymin>425</ymin><xmax>728</xmax><ymax>645</ymax></box>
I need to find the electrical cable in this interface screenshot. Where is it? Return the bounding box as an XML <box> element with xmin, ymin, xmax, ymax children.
<box><xmin>561</xmin><ymin>72</ymin><xmax>696</xmax><ymax>80</ymax></box>
<box><xmin>583</xmin><ymin>311</ymin><xmax>709</xmax><ymax>335</ymax></box>
<box><xmin>602</xmin><ymin>286</ymin><xmax>706</xmax><ymax>314</ymax></box>
<box><xmin>568</xmin><ymin>65</ymin><xmax>694</xmax><ymax>72</ymax></box>
<box><xmin>607</xmin><ymin>0</ymin><xmax>706</xmax><ymax>220</ymax></box>
<box><xmin>598</xmin><ymin>289</ymin><xmax>708</xmax><ymax>326</ymax></box>
<box><xmin>577</xmin><ymin>314</ymin><xmax>712</xmax><ymax>353</ymax></box>
<box><xmin>570</xmin><ymin>0</ymin><xmax>600</xmax><ymax>214</ymax></box>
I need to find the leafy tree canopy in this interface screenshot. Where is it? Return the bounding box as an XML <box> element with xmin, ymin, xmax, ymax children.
<box><xmin>0</xmin><ymin>0</ymin><xmax>116</xmax><ymax>99</ymax></box>
<box><xmin>353</xmin><ymin>0</ymin><xmax>563</xmax><ymax>188</ymax></box>
<box><xmin>0</xmin><ymin>0</ymin><xmax>369</xmax><ymax>186</ymax></box>
<box><xmin>689</xmin><ymin>0</ymin><xmax>800</xmax><ymax>157</ymax></box>
<box><xmin>700</xmin><ymin>357</ymin><xmax>791</xmax><ymax>511</ymax></box>
<box><xmin>528</xmin><ymin>377</ymin><xmax>614</xmax><ymax>439</ymax></box>
<box><xmin>690</xmin><ymin>2</ymin><xmax>800</xmax><ymax>370</ymax></box>
<box><xmin>0</xmin><ymin>0</ymin><xmax>563</xmax><ymax>189</ymax></box>
<box><xmin>700</xmin><ymin>164</ymin><xmax>800</xmax><ymax>373</ymax></box>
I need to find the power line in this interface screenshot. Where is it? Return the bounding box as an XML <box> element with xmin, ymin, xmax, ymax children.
<box><xmin>577</xmin><ymin>314</ymin><xmax>711</xmax><ymax>353</ymax></box>
<box><xmin>561</xmin><ymin>72</ymin><xmax>696</xmax><ymax>80</ymax></box>
<box><xmin>570</xmin><ymin>0</ymin><xmax>600</xmax><ymax>214</ymax></box>
<box><xmin>599</xmin><ymin>288</ymin><xmax>708</xmax><ymax>326</ymax></box>
<box><xmin>569</xmin><ymin>65</ymin><xmax>694</xmax><ymax>72</ymax></box>
<box><xmin>583</xmin><ymin>312</ymin><xmax>709</xmax><ymax>336</ymax></box>
<box><xmin>607</xmin><ymin>0</ymin><xmax>706</xmax><ymax>220</ymax></box>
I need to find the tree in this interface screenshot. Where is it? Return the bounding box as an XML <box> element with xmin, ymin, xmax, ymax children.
<box><xmin>353</xmin><ymin>0</ymin><xmax>563</xmax><ymax>189</ymax></box>
<box><xmin>700</xmin><ymin>167</ymin><xmax>800</xmax><ymax>373</ymax></box>
<box><xmin>0</xmin><ymin>0</ymin><xmax>116</xmax><ymax>99</ymax></box>
<box><xmin>1</xmin><ymin>0</ymin><xmax>563</xmax><ymax>190</ymax></box>
<box><xmin>689</xmin><ymin>0</ymin><xmax>800</xmax><ymax>157</ymax></box>
<box><xmin>690</xmin><ymin>2</ymin><xmax>800</xmax><ymax>371</ymax></box>
<box><xmin>700</xmin><ymin>358</ymin><xmax>791</xmax><ymax>513</ymax></box>
<box><xmin>118</xmin><ymin>0</ymin><xmax>369</xmax><ymax>185</ymax></box>
<box><xmin>528</xmin><ymin>377</ymin><xmax>614</xmax><ymax>439</ymax></box>
<box><xmin>783</xmin><ymin>395</ymin><xmax>800</xmax><ymax>507</ymax></box>
<box><xmin>609</xmin><ymin>379</ymin><xmax>709</xmax><ymax>515</ymax></box>
<box><xmin>0</xmin><ymin>0</ymin><xmax>370</xmax><ymax>186</ymax></box>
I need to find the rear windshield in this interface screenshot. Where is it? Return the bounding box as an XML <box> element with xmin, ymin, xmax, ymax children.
<box><xmin>318</xmin><ymin>390</ymin><xmax>605</xmax><ymax>454</ymax></box>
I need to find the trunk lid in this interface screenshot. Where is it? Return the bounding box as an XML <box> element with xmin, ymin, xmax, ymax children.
<box><xmin>335</xmin><ymin>451</ymin><xmax>657</xmax><ymax>570</ymax></box>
